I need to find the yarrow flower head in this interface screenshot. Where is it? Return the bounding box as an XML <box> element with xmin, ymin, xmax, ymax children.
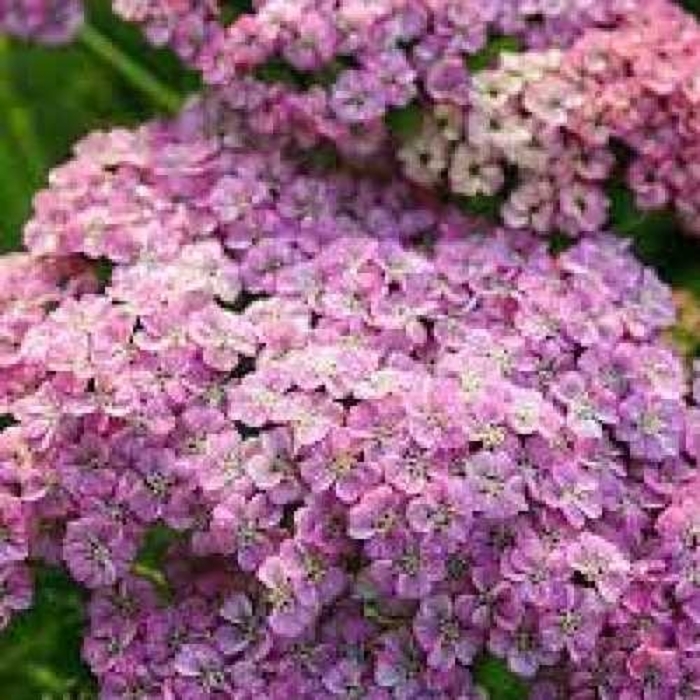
<box><xmin>110</xmin><ymin>0</ymin><xmax>700</xmax><ymax>238</ymax></box>
<box><xmin>1</xmin><ymin>95</ymin><xmax>699</xmax><ymax>698</ymax></box>
<box><xmin>4</xmin><ymin>2</ymin><xmax>700</xmax><ymax>697</ymax></box>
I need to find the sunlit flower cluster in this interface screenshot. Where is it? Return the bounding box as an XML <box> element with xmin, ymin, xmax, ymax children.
<box><xmin>3</xmin><ymin>2</ymin><xmax>700</xmax><ymax>698</ymax></box>
<box><xmin>0</xmin><ymin>100</ymin><xmax>698</xmax><ymax>697</ymax></box>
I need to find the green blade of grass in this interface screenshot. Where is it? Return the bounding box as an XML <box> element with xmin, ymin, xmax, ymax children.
<box><xmin>80</xmin><ymin>23</ymin><xmax>183</xmax><ymax>114</ymax></box>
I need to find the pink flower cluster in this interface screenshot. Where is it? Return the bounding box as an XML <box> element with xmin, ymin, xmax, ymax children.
<box><xmin>112</xmin><ymin>0</ymin><xmax>638</xmax><ymax>85</ymax></box>
<box><xmin>0</xmin><ymin>253</ymin><xmax>96</xmax><ymax>626</ymax></box>
<box><xmin>111</xmin><ymin>0</ymin><xmax>221</xmax><ymax>66</ymax></box>
<box><xmin>404</xmin><ymin>1</ymin><xmax>700</xmax><ymax>236</ymax></box>
<box><xmin>0</xmin><ymin>98</ymin><xmax>699</xmax><ymax>698</ymax></box>
<box><xmin>110</xmin><ymin>0</ymin><xmax>639</xmax><ymax>166</ymax></box>
<box><xmin>3</xmin><ymin>2</ymin><xmax>700</xmax><ymax>697</ymax></box>
<box><xmin>0</xmin><ymin>0</ymin><xmax>83</xmax><ymax>44</ymax></box>
<box><xmin>111</xmin><ymin>0</ymin><xmax>700</xmax><ymax>237</ymax></box>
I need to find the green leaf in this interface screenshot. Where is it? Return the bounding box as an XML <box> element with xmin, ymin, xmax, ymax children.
<box><xmin>80</xmin><ymin>23</ymin><xmax>184</xmax><ymax>115</ymax></box>
<box><xmin>467</xmin><ymin>35</ymin><xmax>522</xmax><ymax>74</ymax></box>
<box><xmin>220</xmin><ymin>0</ymin><xmax>254</xmax><ymax>24</ymax></box>
<box><xmin>136</xmin><ymin>523</ymin><xmax>180</xmax><ymax>568</ymax></box>
<box><xmin>133</xmin><ymin>523</ymin><xmax>182</xmax><ymax>597</ymax></box>
<box><xmin>312</xmin><ymin>58</ymin><xmax>355</xmax><ymax>88</ymax></box>
<box><xmin>0</xmin><ymin>566</ymin><xmax>96</xmax><ymax>699</ymax></box>
<box><xmin>681</xmin><ymin>1</ymin><xmax>700</xmax><ymax>16</ymax></box>
<box><xmin>608</xmin><ymin>183</ymin><xmax>659</xmax><ymax>236</ymax></box>
<box><xmin>549</xmin><ymin>231</ymin><xmax>575</xmax><ymax>255</ymax></box>
<box><xmin>473</xmin><ymin>655</ymin><xmax>528</xmax><ymax>700</ymax></box>
<box><xmin>669</xmin><ymin>290</ymin><xmax>700</xmax><ymax>358</ymax></box>
<box><xmin>608</xmin><ymin>183</ymin><xmax>700</xmax><ymax>291</ymax></box>
<box><xmin>385</xmin><ymin>102</ymin><xmax>424</xmax><ymax>142</ymax></box>
<box><xmin>455</xmin><ymin>193</ymin><xmax>503</xmax><ymax>221</ymax></box>
<box><xmin>254</xmin><ymin>58</ymin><xmax>307</xmax><ymax>87</ymax></box>
<box><xmin>0</xmin><ymin>414</ymin><xmax>17</xmax><ymax>432</ymax></box>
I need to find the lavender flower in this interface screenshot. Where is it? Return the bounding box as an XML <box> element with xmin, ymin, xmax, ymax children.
<box><xmin>0</xmin><ymin>0</ymin><xmax>83</xmax><ymax>44</ymax></box>
<box><xmin>0</xmin><ymin>56</ymin><xmax>698</xmax><ymax>695</ymax></box>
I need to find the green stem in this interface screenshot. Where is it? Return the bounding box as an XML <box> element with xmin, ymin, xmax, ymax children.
<box><xmin>79</xmin><ymin>23</ymin><xmax>182</xmax><ymax>114</ymax></box>
<box><xmin>615</xmin><ymin>212</ymin><xmax>650</xmax><ymax>235</ymax></box>
<box><xmin>0</xmin><ymin>38</ymin><xmax>47</xmax><ymax>185</ymax></box>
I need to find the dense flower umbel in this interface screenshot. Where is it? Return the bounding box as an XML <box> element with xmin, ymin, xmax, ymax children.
<box><xmin>112</xmin><ymin>0</ymin><xmax>639</xmax><ymax>87</ymax></box>
<box><xmin>402</xmin><ymin>0</ymin><xmax>700</xmax><ymax>237</ymax></box>
<box><xmin>0</xmin><ymin>0</ymin><xmax>83</xmax><ymax>44</ymax></box>
<box><xmin>24</xmin><ymin>95</ymin><xmax>439</xmax><ymax>261</ymax></box>
<box><xmin>111</xmin><ymin>0</ymin><xmax>700</xmax><ymax>238</ymax></box>
<box><xmin>110</xmin><ymin>0</ymin><xmax>639</xmax><ymax>165</ymax></box>
<box><xmin>1</xmin><ymin>100</ymin><xmax>699</xmax><ymax>697</ymax></box>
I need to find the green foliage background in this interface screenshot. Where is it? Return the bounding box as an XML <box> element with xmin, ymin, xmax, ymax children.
<box><xmin>0</xmin><ymin>2</ymin><xmax>699</xmax><ymax>698</ymax></box>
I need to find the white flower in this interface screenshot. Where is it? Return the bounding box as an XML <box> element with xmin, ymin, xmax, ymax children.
<box><xmin>399</xmin><ymin>121</ymin><xmax>449</xmax><ymax>185</ymax></box>
<box><xmin>449</xmin><ymin>144</ymin><xmax>504</xmax><ymax>197</ymax></box>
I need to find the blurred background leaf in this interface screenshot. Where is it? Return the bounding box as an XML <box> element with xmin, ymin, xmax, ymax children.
<box><xmin>0</xmin><ymin>565</ymin><xmax>96</xmax><ymax>698</ymax></box>
<box><xmin>474</xmin><ymin>655</ymin><xmax>528</xmax><ymax>700</ymax></box>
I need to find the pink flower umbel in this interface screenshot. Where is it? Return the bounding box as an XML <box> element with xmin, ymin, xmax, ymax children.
<box><xmin>1</xmin><ymin>0</ymin><xmax>83</xmax><ymax>44</ymax></box>
<box><xmin>1</xmin><ymin>30</ymin><xmax>700</xmax><ymax>691</ymax></box>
